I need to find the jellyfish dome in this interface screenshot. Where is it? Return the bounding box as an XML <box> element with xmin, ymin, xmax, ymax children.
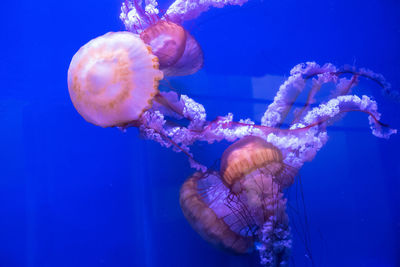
<box><xmin>220</xmin><ymin>136</ymin><xmax>296</xmax><ymax>191</ymax></box>
<box><xmin>67</xmin><ymin>31</ymin><xmax>163</xmax><ymax>127</ymax></box>
<box><xmin>120</xmin><ymin>0</ymin><xmax>204</xmax><ymax>77</ymax></box>
<box><xmin>140</xmin><ymin>20</ymin><xmax>204</xmax><ymax>76</ymax></box>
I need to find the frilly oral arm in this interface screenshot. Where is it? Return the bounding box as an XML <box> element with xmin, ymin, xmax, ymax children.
<box><xmin>120</xmin><ymin>0</ymin><xmax>159</xmax><ymax>33</ymax></box>
<box><xmin>164</xmin><ymin>0</ymin><xmax>249</xmax><ymax>24</ymax></box>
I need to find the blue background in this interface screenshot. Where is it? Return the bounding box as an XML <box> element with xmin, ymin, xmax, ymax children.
<box><xmin>1</xmin><ymin>0</ymin><xmax>399</xmax><ymax>266</ymax></box>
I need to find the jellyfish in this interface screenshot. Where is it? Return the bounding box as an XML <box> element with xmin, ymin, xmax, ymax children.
<box><xmin>181</xmin><ymin>136</ymin><xmax>294</xmax><ymax>266</ymax></box>
<box><xmin>119</xmin><ymin>0</ymin><xmax>267</xmax><ymax>76</ymax></box>
<box><xmin>67</xmin><ymin>32</ymin><xmax>163</xmax><ymax>127</ymax></box>
<box><xmin>120</xmin><ymin>0</ymin><xmax>204</xmax><ymax>76</ymax></box>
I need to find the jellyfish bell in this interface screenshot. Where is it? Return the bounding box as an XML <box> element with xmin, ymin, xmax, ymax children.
<box><xmin>121</xmin><ymin>0</ymin><xmax>204</xmax><ymax>77</ymax></box>
<box><xmin>157</xmin><ymin>30</ymin><xmax>203</xmax><ymax>77</ymax></box>
<box><xmin>67</xmin><ymin>31</ymin><xmax>163</xmax><ymax>127</ymax></box>
<box><xmin>180</xmin><ymin>137</ymin><xmax>294</xmax><ymax>264</ymax></box>
<box><xmin>140</xmin><ymin>21</ymin><xmax>186</xmax><ymax>69</ymax></box>
<box><xmin>220</xmin><ymin>136</ymin><xmax>296</xmax><ymax>192</ymax></box>
<box><xmin>140</xmin><ymin>20</ymin><xmax>204</xmax><ymax>77</ymax></box>
<box><xmin>180</xmin><ymin>172</ymin><xmax>254</xmax><ymax>254</ymax></box>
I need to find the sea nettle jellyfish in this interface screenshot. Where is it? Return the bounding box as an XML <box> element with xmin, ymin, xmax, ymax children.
<box><xmin>121</xmin><ymin>0</ymin><xmax>204</xmax><ymax>76</ymax></box>
<box><xmin>140</xmin><ymin>20</ymin><xmax>203</xmax><ymax>76</ymax></box>
<box><xmin>180</xmin><ymin>136</ymin><xmax>296</xmax><ymax>266</ymax></box>
<box><xmin>67</xmin><ymin>32</ymin><xmax>163</xmax><ymax>127</ymax></box>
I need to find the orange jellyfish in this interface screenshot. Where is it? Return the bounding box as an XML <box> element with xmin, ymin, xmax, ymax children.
<box><xmin>67</xmin><ymin>31</ymin><xmax>163</xmax><ymax>127</ymax></box>
<box><xmin>180</xmin><ymin>136</ymin><xmax>296</xmax><ymax>266</ymax></box>
<box><xmin>121</xmin><ymin>0</ymin><xmax>204</xmax><ymax>77</ymax></box>
<box><xmin>140</xmin><ymin>20</ymin><xmax>203</xmax><ymax>76</ymax></box>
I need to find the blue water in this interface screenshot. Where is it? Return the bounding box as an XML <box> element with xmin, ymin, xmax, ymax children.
<box><xmin>1</xmin><ymin>0</ymin><xmax>399</xmax><ymax>266</ymax></box>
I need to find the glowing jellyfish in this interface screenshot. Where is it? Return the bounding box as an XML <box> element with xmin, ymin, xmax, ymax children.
<box><xmin>120</xmin><ymin>0</ymin><xmax>204</xmax><ymax>76</ymax></box>
<box><xmin>140</xmin><ymin>21</ymin><xmax>186</xmax><ymax>70</ymax></box>
<box><xmin>67</xmin><ymin>31</ymin><xmax>163</xmax><ymax>127</ymax></box>
<box><xmin>140</xmin><ymin>20</ymin><xmax>203</xmax><ymax>76</ymax></box>
<box><xmin>180</xmin><ymin>136</ymin><xmax>294</xmax><ymax>265</ymax></box>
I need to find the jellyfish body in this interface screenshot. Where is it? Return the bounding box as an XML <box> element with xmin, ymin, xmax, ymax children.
<box><xmin>220</xmin><ymin>136</ymin><xmax>292</xmax><ymax>246</ymax></box>
<box><xmin>180</xmin><ymin>136</ymin><xmax>294</xmax><ymax>265</ymax></box>
<box><xmin>140</xmin><ymin>20</ymin><xmax>203</xmax><ymax>76</ymax></box>
<box><xmin>121</xmin><ymin>0</ymin><xmax>204</xmax><ymax>76</ymax></box>
<box><xmin>140</xmin><ymin>21</ymin><xmax>186</xmax><ymax>69</ymax></box>
<box><xmin>67</xmin><ymin>31</ymin><xmax>163</xmax><ymax>127</ymax></box>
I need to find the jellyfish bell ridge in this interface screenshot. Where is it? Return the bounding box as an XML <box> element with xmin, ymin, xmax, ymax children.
<box><xmin>67</xmin><ymin>31</ymin><xmax>163</xmax><ymax>127</ymax></box>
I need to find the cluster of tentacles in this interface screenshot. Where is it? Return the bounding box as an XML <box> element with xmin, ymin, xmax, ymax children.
<box><xmin>134</xmin><ymin>62</ymin><xmax>396</xmax><ymax>266</ymax></box>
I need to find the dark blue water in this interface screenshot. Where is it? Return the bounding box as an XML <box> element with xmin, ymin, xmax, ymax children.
<box><xmin>1</xmin><ymin>0</ymin><xmax>399</xmax><ymax>266</ymax></box>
